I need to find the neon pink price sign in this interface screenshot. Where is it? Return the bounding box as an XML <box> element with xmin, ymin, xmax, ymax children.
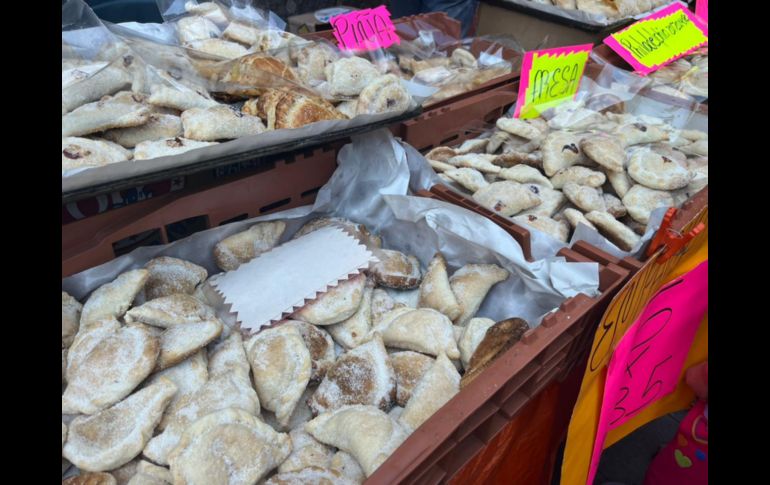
<box><xmin>330</xmin><ymin>6</ymin><xmax>400</xmax><ymax>52</ymax></box>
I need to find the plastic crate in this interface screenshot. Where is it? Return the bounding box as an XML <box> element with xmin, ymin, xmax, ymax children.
<box><xmin>366</xmin><ymin>241</ymin><xmax>629</xmax><ymax>485</ymax></box>
<box><xmin>62</xmin><ymin>144</ymin><xmax>340</xmax><ymax>277</ymax></box>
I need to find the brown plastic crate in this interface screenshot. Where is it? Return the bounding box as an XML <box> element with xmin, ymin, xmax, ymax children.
<box><xmin>366</xmin><ymin>242</ymin><xmax>629</xmax><ymax>485</ymax></box>
<box><xmin>395</xmin><ymin>81</ymin><xmax>519</xmax><ymax>151</ymax></box>
<box><xmin>61</xmin><ymin>145</ymin><xmax>340</xmax><ymax>278</ymax></box>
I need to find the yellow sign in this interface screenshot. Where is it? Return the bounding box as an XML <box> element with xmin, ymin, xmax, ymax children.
<box><xmin>561</xmin><ymin>206</ymin><xmax>708</xmax><ymax>485</ymax></box>
<box><xmin>514</xmin><ymin>44</ymin><xmax>592</xmax><ymax>120</ymax></box>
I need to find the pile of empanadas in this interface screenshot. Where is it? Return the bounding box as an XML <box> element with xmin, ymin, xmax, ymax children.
<box><xmin>648</xmin><ymin>48</ymin><xmax>708</xmax><ymax>100</ymax></box>
<box><xmin>526</xmin><ymin>0</ymin><xmax>672</xmax><ymax>19</ymax></box>
<box><xmin>62</xmin><ymin>216</ymin><xmax>531</xmax><ymax>483</ymax></box>
<box><xmin>425</xmin><ymin>95</ymin><xmax>707</xmax><ymax>251</ymax></box>
<box><xmin>61</xmin><ymin>1</ymin><xmax>415</xmax><ymax>174</ymax></box>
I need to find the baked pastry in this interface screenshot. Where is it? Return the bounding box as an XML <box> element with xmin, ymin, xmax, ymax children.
<box><xmin>585</xmin><ymin>210</ymin><xmax>641</xmax><ymax>251</ymax></box>
<box><xmin>155</xmin><ymin>319</ymin><xmax>222</xmax><ymax>370</ymax></box>
<box><xmin>622</xmin><ymin>185</ymin><xmax>674</xmax><ymax>224</ymax></box>
<box><xmin>371</xmin><ymin>288</ymin><xmax>401</xmax><ymax>326</ymax></box>
<box><xmin>472</xmin><ymin>181</ymin><xmax>541</xmax><ymax>216</ymax></box>
<box><xmin>497</xmin><ymin>165</ymin><xmax>553</xmax><ymax>188</ymax></box>
<box><xmin>79</xmin><ymin>268</ymin><xmax>148</xmax><ymax>329</ymax></box>
<box><xmin>126</xmin><ymin>460</ymin><xmax>173</xmax><ymax>485</ymax></box>
<box><xmin>291</xmin><ymin>320</ymin><xmax>336</xmax><ymax>382</ymax></box>
<box><xmin>513</xmin><ymin>214</ymin><xmax>570</xmax><ymax>242</ymax></box>
<box><xmin>176</xmin><ymin>16</ymin><xmax>221</xmax><ymax>44</ymax></box>
<box><xmin>518</xmin><ymin>184</ymin><xmax>566</xmax><ymax>217</ymax></box>
<box><xmin>221</xmin><ymin>21</ymin><xmax>259</xmax><ymax>45</ymax></box>
<box><xmin>327</xmin><ymin>282</ymin><xmax>373</xmax><ymax>350</ymax></box>
<box><xmin>145</xmin><ymin>350</ymin><xmax>208</xmax><ymax>431</ymax></box>
<box><xmin>133</xmin><ymin>137</ymin><xmax>219</xmax><ymax>160</ymax></box>
<box><xmin>167</xmin><ymin>408</ymin><xmax>291</xmax><ymax>485</ymax></box>
<box><xmin>606</xmin><ymin>169</ymin><xmax>635</xmax><ymax>198</ymax></box>
<box><xmin>374</xmin><ymin>308</ymin><xmax>460</xmax><ymax>359</ymax></box>
<box><xmin>457</xmin><ymin>317</ymin><xmax>496</xmax><ymax>369</ymax></box>
<box><xmin>581</xmin><ymin>134</ymin><xmax>626</xmax><ymax>173</ymax></box>
<box><xmin>390</xmin><ymin>350</ymin><xmax>435</xmax><ymax>407</ymax></box>
<box><xmin>62</xmin><ymin>91</ymin><xmax>151</xmax><ymax>137</ymax></box>
<box><xmin>277</xmin><ymin>429</ymin><xmax>334</xmax><ymax>474</ymax></box>
<box><xmin>443</xmin><ymin>168</ymin><xmax>489</xmax><ymax>193</ymax></box>
<box><xmin>449</xmin><ymin>263</ymin><xmax>509</xmax><ymax>327</ymax></box>
<box><xmin>214</xmin><ymin>220</ymin><xmax>286</xmax><ymax>271</ymax></box>
<box><xmin>125</xmin><ymin>294</ymin><xmax>215</xmax><ymax>328</ymax></box>
<box><xmin>461</xmin><ymin>318</ymin><xmax>529</xmax><ymax>388</ymax></box>
<box><xmin>356</xmin><ymin>74</ymin><xmax>411</xmax><ymax>115</ymax></box>
<box><xmin>305</xmin><ymin>404</ymin><xmax>410</xmax><ymax>477</ymax></box>
<box><xmin>62</xmin><ymin>137</ymin><xmax>132</xmax><ymax>172</ymax></box>
<box><xmin>418</xmin><ymin>253</ymin><xmax>461</xmax><ymax>321</ymax></box>
<box><xmin>62</xmin><ymin>473</ymin><xmax>118</xmax><ymax>485</ymax></box>
<box><xmin>496</xmin><ymin>117</ymin><xmax>543</xmax><ymax>140</ymax></box>
<box><xmin>296</xmin><ymin>43</ymin><xmax>339</xmax><ymax>84</ymax></box>
<box><xmin>246</xmin><ymin>324</ymin><xmax>312</xmax><ymax>427</ymax></box>
<box><xmin>627</xmin><ymin>148</ymin><xmax>692</xmax><ymax>190</ymax></box>
<box><xmin>330</xmin><ymin>451</ymin><xmax>366</xmax><ymax>483</ymax></box>
<box><xmin>370</xmin><ymin>249</ymin><xmax>422</xmax><ymax>290</ymax></box>
<box><xmin>63</xmin><ymin>323</ymin><xmax>160</xmax><ymax>415</ymax></box>
<box><xmin>308</xmin><ymin>333</ymin><xmax>396</xmax><ymax>415</ymax></box>
<box><xmin>144</xmin><ymin>256</ymin><xmax>207</xmax><ymax>300</ymax></box>
<box><xmin>603</xmin><ymin>193</ymin><xmax>627</xmax><ymax>218</ymax></box>
<box><xmin>62</xmin><ymin>291</ymin><xmax>82</xmax><ymax>349</ymax></box>
<box><xmin>185</xmin><ymin>38</ymin><xmax>249</xmax><ymax>59</ymax></box>
<box><xmin>63</xmin><ymin>379</ymin><xmax>177</xmax><ymax>471</ymax></box>
<box><xmin>400</xmin><ymin>352</ymin><xmax>460</xmax><ymax>430</ymax></box>
<box><xmin>147</xmin><ymin>84</ymin><xmax>219</xmax><ymax>112</ymax></box>
<box><xmin>265</xmin><ymin>467</ymin><xmax>357</xmax><ymax>485</ymax></box>
<box><xmin>220</xmin><ymin>55</ymin><xmax>298</xmax><ymax>97</ymax></box>
<box><xmin>182</xmin><ymin>105</ymin><xmax>265</xmax><ymax>141</ymax></box>
<box><xmin>293</xmin><ymin>273</ymin><xmax>367</xmax><ymax>326</ymax></box>
<box><xmin>325</xmin><ymin>57</ymin><xmax>380</xmax><ymax>96</ymax></box>
<box><xmin>615</xmin><ymin>122</ymin><xmax>669</xmax><ymax>146</ymax></box>
<box><xmin>102</xmin><ymin>114</ymin><xmax>183</xmax><ymax>148</ymax></box>
<box><xmin>550</xmin><ymin>166</ymin><xmax>606</xmax><ymax>189</ymax></box>
<box><xmin>447</xmin><ymin>153</ymin><xmax>501</xmax><ymax>174</ymax></box>
<box><xmin>291</xmin><ymin>217</ymin><xmax>381</xmax><ymax>248</ymax></box>
<box><xmin>562</xmin><ymin>182</ymin><xmax>607</xmax><ymax>213</ymax></box>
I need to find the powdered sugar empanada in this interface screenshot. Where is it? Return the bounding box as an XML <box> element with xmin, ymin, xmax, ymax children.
<box><xmin>308</xmin><ymin>333</ymin><xmax>395</xmax><ymax>415</ymax></box>
<box><xmin>327</xmin><ymin>282</ymin><xmax>373</xmax><ymax>350</ymax></box>
<box><xmin>418</xmin><ymin>253</ymin><xmax>461</xmax><ymax>321</ymax></box>
<box><xmin>581</xmin><ymin>134</ymin><xmax>626</xmax><ymax>173</ymax></box>
<box><xmin>134</xmin><ymin>137</ymin><xmax>218</xmax><ymax>160</ymax></box>
<box><xmin>62</xmin><ymin>137</ymin><xmax>132</xmax><ymax>172</ymax></box>
<box><xmin>622</xmin><ymin>185</ymin><xmax>674</xmax><ymax>225</ymax></box>
<box><xmin>449</xmin><ymin>264</ymin><xmax>509</xmax><ymax>326</ymax></box>
<box><xmin>145</xmin><ymin>350</ymin><xmax>208</xmax><ymax>431</ymax></box>
<box><xmin>457</xmin><ymin>318</ymin><xmax>496</xmax><ymax>369</ymax></box>
<box><xmin>182</xmin><ymin>105</ymin><xmax>265</xmax><ymax>141</ymax></box>
<box><xmin>145</xmin><ymin>257</ymin><xmax>207</xmax><ymax>300</ymax></box>
<box><xmin>513</xmin><ymin>214</ymin><xmax>570</xmax><ymax>243</ymax></box>
<box><xmin>155</xmin><ymin>319</ymin><xmax>222</xmax><ymax>371</ymax></box>
<box><xmin>64</xmin><ymin>379</ymin><xmax>176</xmax><ymax>471</ymax></box>
<box><xmin>374</xmin><ymin>308</ymin><xmax>460</xmax><ymax>359</ymax></box>
<box><xmin>79</xmin><ymin>269</ymin><xmax>148</xmax><ymax>331</ymax></box>
<box><xmin>498</xmin><ymin>165</ymin><xmax>552</xmax><ymax>188</ymax></box>
<box><xmin>562</xmin><ymin>182</ymin><xmax>606</xmax><ymax>213</ymax></box>
<box><xmin>585</xmin><ymin>211</ymin><xmax>641</xmax><ymax>251</ymax></box>
<box><xmin>443</xmin><ymin>168</ymin><xmax>489</xmax><ymax>193</ymax></box>
<box><xmin>125</xmin><ymin>294</ymin><xmax>215</xmax><ymax>328</ymax></box>
<box><xmin>62</xmin><ymin>91</ymin><xmax>151</xmax><ymax>137</ymax></box>
<box><xmin>370</xmin><ymin>250</ymin><xmax>421</xmax><ymax>290</ymax></box>
<box><xmin>390</xmin><ymin>351</ymin><xmax>434</xmax><ymax>407</ymax></box>
<box><xmin>277</xmin><ymin>429</ymin><xmax>334</xmax><ymax>474</ymax></box>
<box><xmin>246</xmin><ymin>324</ymin><xmax>312</xmax><ymax>427</ymax></box>
<box><xmin>294</xmin><ymin>273</ymin><xmax>367</xmax><ymax>326</ymax></box>
<box><xmin>214</xmin><ymin>220</ymin><xmax>286</xmax><ymax>271</ymax></box>
<box><xmin>291</xmin><ymin>321</ymin><xmax>336</xmax><ymax>382</ymax></box>
<box><xmin>305</xmin><ymin>405</ymin><xmax>410</xmax><ymax>477</ymax></box>
<box><xmin>400</xmin><ymin>352</ymin><xmax>460</xmax><ymax>431</ymax></box>
<box><xmin>168</xmin><ymin>408</ymin><xmax>291</xmax><ymax>485</ymax></box>
<box><xmin>627</xmin><ymin>149</ymin><xmax>692</xmax><ymax>190</ymax></box>
<box><xmin>62</xmin><ymin>291</ymin><xmax>82</xmax><ymax>349</ymax></box>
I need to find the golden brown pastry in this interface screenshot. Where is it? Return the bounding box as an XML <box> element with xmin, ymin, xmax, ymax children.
<box><xmin>460</xmin><ymin>318</ymin><xmax>529</xmax><ymax>388</ymax></box>
<box><xmin>79</xmin><ymin>269</ymin><xmax>148</xmax><ymax>331</ymax></box>
<box><xmin>290</xmin><ymin>320</ymin><xmax>336</xmax><ymax>382</ymax></box>
<box><xmin>390</xmin><ymin>350</ymin><xmax>435</xmax><ymax>407</ymax></box>
<box><xmin>449</xmin><ymin>264</ymin><xmax>509</xmax><ymax>326</ymax></box>
<box><xmin>124</xmin><ymin>294</ymin><xmax>215</xmax><ymax>328</ymax></box>
<box><xmin>417</xmin><ymin>253</ymin><xmax>461</xmax><ymax>320</ymax></box>
<box><xmin>213</xmin><ymin>220</ymin><xmax>286</xmax><ymax>271</ymax></box>
<box><xmin>327</xmin><ymin>281</ymin><xmax>373</xmax><ymax>350</ymax></box>
<box><xmin>277</xmin><ymin>429</ymin><xmax>334</xmax><ymax>474</ymax></box>
<box><xmin>371</xmin><ymin>249</ymin><xmax>422</xmax><ymax>290</ymax></box>
<box><xmin>144</xmin><ymin>257</ymin><xmax>208</xmax><ymax>300</ymax></box>
<box><xmin>293</xmin><ymin>273</ymin><xmax>367</xmax><ymax>326</ymax></box>
<box><xmin>400</xmin><ymin>352</ymin><xmax>460</xmax><ymax>430</ymax></box>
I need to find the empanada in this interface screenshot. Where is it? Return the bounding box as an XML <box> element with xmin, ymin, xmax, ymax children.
<box><xmin>513</xmin><ymin>214</ymin><xmax>570</xmax><ymax>242</ymax></box>
<box><xmin>418</xmin><ymin>253</ymin><xmax>461</xmax><ymax>321</ymax></box>
<box><xmin>390</xmin><ymin>350</ymin><xmax>434</xmax><ymax>407</ymax></box>
<box><xmin>185</xmin><ymin>38</ymin><xmax>249</xmax><ymax>59</ymax></box>
<box><xmin>294</xmin><ymin>273</ymin><xmax>367</xmax><ymax>326</ymax></box>
<box><xmin>370</xmin><ymin>250</ymin><xmax>422</xmax><ymax>290</ymax></box>
<box><xmin>622</xmin><ymin>185</ymin><xmax>674</xmax><ymax>225</ymax></box>
<box><xmin>371</xmin><ymin>288</ymin><xmax>401</xmax><ymax>326</ymax></box>
<box><xmin>496</xmin><ymin>117</ymin><xmax>543</xmax><ymax>140</ymax></box>
<box><xmin>550</xmin><ymin>166</ymin><xmax>606</xmax><ymax>189</ymax></box>
<box><xmin>547</xmin><ymin>107</ymin><xmax>605</xmax><ymax>130</ymax></box>
<box><xmin>461</xmin><ymin>318</ymin><xmax>529</xmax><ymax>388</ymax></box>
<box><xmin>277</xmin><ymin>429</ymin><xmax>334</xmax><ymax>474</ymax></box>
<box><xmin>447</xmin><ymin>153</ymin><xmax>502</xmax><ymax>174</ymax></box>
<box><xmin>145</xmin><ymin>350</ymin><xmax>208</xmax><ymax>431</ymax></box>
<box><xmin>125</xmin><ymin>294</ymin><xmax>215</xmax><ymax>328</ymax></box>
<box><xmin>443</xmin><ymin>167</ymin><xmax>489</xmax><ymax>193</ymax></box>
<box><xmin>400</xmin><ymin>352</ymin><xmax>460</xmax><ymax>430</ymax></box>
<box><xmin>585</xmin><ymin>211</ymin><xmax>641</xmax><ymax>251</ymax></box>
<box><xmin>425</xmin><ymin>146</ymin><xmax>458</xmax><ymax>162</ymax></box>
<box><xmin>144</xmin><ymin>256</ymin><xmax>207</xmax><ymax>300</ymax></box>
<box><xmin>147</xmin><ymin>84</ymin><xmax>219</xmax><ymax>112</ymax></box>
<box><xmin>176</xmin><ymin>16</ymin><xmax>221</xmax><ymax>44</ymax></box>
<box><xmin>498</xmin><ymin>165</ymin><xmax>552</xmax><ymax>188</ymax></box>
<box><xmin>305</xmin><ymin>405</ymin><xmax>410</xmax><ymax>477</ymax></box>
<box><xmin>563</xmin><ymin>207</ymin><xmax>596</xmax><ymax>230</ymax></box>
<box><xmin>606</xmin><ymin>169</ymin><xmax>634</xmax><ymax>198</ymax></box>
<box><xmin>562</xmin><ymin>182</ymin><xmax>607</xmax><ymax>213</ymax></box>
<box><xmin>63</xmin><ymin>379</ymin><xmax>176</xmax><ymax>471</ymax></box>
<box><xmin>127</xmin><ymin>460</ymin><xmax>173</xmax><ymax>485</ymax></box>
<box><xmin>627</xmin><ymin>149</ymin><xmax>692</xmax><ymax>190</ymax></box>
<box><xmin>207</xmin><ymin>331</ymin><xmax>251</xmax><ymax>377</ymax></box>
<box><xmin>356</xmin><ymin>74</ymin><xmax>411</xmax><ymax>115</ymax></box>
<box><xmin>168</xmin><ymin>408</ymin><xmax>291</xmax><ymax>485</ymax></box>
<box><xmin>214</xmin><ymin>220</ymin><xmax>286</xmax><ymax>271</ymax></box>
<box><xmin>457</xmin><ymin>317</ymin><xmax>496</xmax><ymax>369</ymax></box>
<box><xmin>330</xmin><ymin>451</ymin><xmax>365</xmax><ymax>483</ymax></box>
<box><xmin>449</xmin><ymin>264</ymin><xmax>509</xmax><ymax>327</ymax></box>
<box><xmin>62</xmin><ymin>91</ymin><xmax>151</xmax><ymax>137</ymax></box>
<box><xmin>133</xmin><ymin>137</ymin><xmax>218</xmax><ymax>160</ymax></box>
<box><xmin>155</xmin><ymin>319</ymin><xmax>222</xmax><ymax>370</ymax></box>
<box><xmin>62</xmin><ymin>137</ymin><xmax>132</xmax><ymax>172</ymax></box>
<box><xmin>62</xmin><ymin>473</ymin><xmax>117</xmax><ymax>485</ymax></box>
<box><xmin>581</xmin><ymin>134</ymin><xmax>626</xmax><ymax>173</ymax></box>
<box><xmin>222</xmin><ymin>21</ymin><xmax>260</xmax><ymax>46</ymax></box>
<box><xmin>472</xmin><ymin>181</ymin><xmax>541</xmax><ymax>216</ymax></box>
<box><xmin>246</xmin><ymin>324</ymin><xmax>312</xmax><ymax>426</ymax></box>
<box><xmin>63</xmin><ymin>323</ymin><xmax>160</xmax><ymax>415</ymax></box>
<box><xmin>327</xmin><ymin>282</ymin><xmax>373</xmax><ymax>350</ymax></box>
<box><xmin>518</xmin><ymin>184</ymin><xmax>566</xmax><ymax>217</ymax></box>
<box><xmin>102</xmin><ymin>114</ymin><xmax>183</xmax><ymax>149</ymax></box>
<box><xmin>603</xmin><ymin>193</ymin><xmax>627</xmax><ymax>218</ymax></box>
<box><xmin>296</xmin><ymin>44</ymin><xmax>339</xmax><ymax>84</ymax></box>
<box><xmin>291</xmin><ymin>217</ymin><xmax>380</xmax><ymax>248</ymax></box>
<box><xmin>62</xmin><ymin>291</ymin><xmax>82</xmax><ymax>349</ymax></box>
<box><xmin>265</xmin><ymin>467</ymin><xmax>357</xmax><ymax>485</ymax></box>
<box><xmin>291</xmin><ymin>320</ymin><xmax>336</xmax><ymax>382</ymax></box>
<box><xmin>182</xmin><ymin>105</ymin><xmax>265</xmax><ymax>141</ymax></box>
<box><xmin>62</xmin><ymin>63</ymin><xmax>132</xmax><ymax>114</ymax></box>
<box><xmin>374</xmin><ymin>308</ymin><xmax>460</xmax><ymax>359</ymax></box>
<box><xmin>615</xmin><ymin>122</ymin><xmax>669</xmax><ymax>146</ymax></box>
<box><xmin>308</xmin><ymin>333</ymin><xmax>396</xmax><ymax>415</ymax></box>
<box><xmin>325</xmin><ymin>57</ymin><xmax>380</xmax><ymax>96</ymax></box>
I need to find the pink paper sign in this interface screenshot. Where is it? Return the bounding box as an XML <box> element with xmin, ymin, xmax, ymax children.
<box><xmin>586</xmin><ymin>260</ymin><xmax>708</xmax><ymax>485</ymax></box>
<box><xmin>513</xmin><ymin>43</ymin><xmax>593</xmax><ymax>119</ymax></box>
<box><xmin>603</xmin><ymin>2</ymin><xmax>708</xmax><ymax>75</ymax></box>
<box><xmin>329</xmin><ymin>6</ymin><xmax>400</xmax><ymax>52</ymax></box>
<box><xmin>696</xmin><ymin>0</ymin><xmax>708</xmax><ymax>23</ymax></box>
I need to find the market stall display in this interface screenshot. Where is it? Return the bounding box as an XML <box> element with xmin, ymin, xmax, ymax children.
<box><xmin>62</xmin><ymin>130</ymin><xmax>622</xmax><ymax>483</ymax></box>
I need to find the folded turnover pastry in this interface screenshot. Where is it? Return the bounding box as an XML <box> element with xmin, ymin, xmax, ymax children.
<box><xmin>400</xmin><ymin>352</ymin><xmax>460</xmax><ymax>431</ymax></box>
